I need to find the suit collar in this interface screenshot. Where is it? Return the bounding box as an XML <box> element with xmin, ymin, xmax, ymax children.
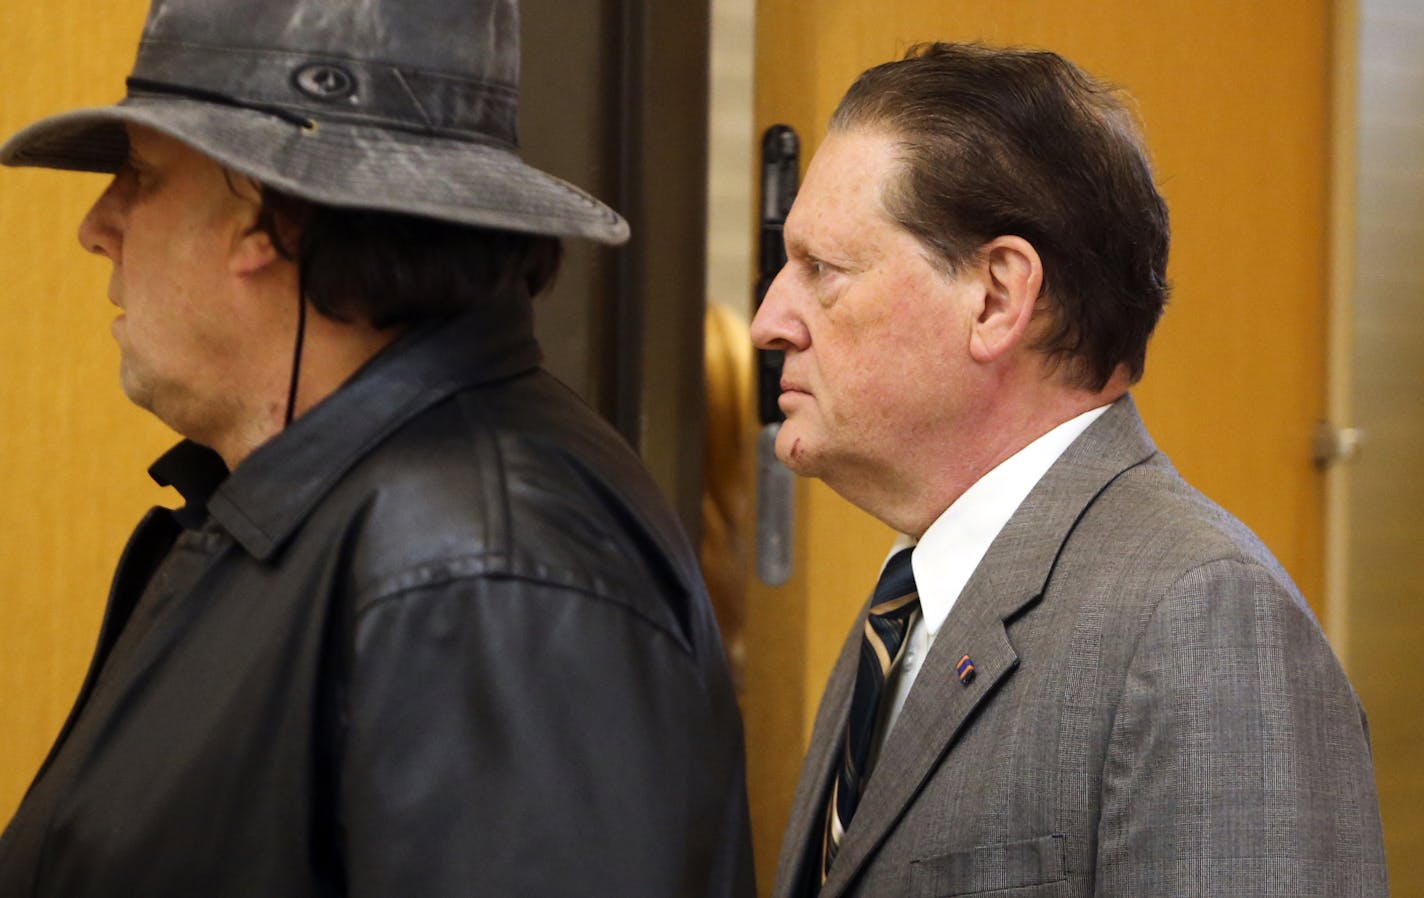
<box><xmin>780</xmin><ymin>396</ymin><xmax>1160</xmax><ymax>898</ymax></box>
<box><xmin>913</xmin><ymin>402</ymin><xmax>1111</xmax><ymax>638</ymax></box>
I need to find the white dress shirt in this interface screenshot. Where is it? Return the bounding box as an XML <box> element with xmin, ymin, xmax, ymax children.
<box><xmin>866</xmin><ymin>404</ymin><xmax>1111</xmax><ymax>772</ymax></box>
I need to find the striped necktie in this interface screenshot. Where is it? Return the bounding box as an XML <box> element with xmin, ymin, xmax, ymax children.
<box><xmin>819</xmin><ymin>547</ymin><xmax>921</xmax><ymax>883</ymax></box>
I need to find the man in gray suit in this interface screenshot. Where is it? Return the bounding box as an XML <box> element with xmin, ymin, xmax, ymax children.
<box><xmin>751</xmin><ymin>42</ymin><xmax>1388</xmax><ymax>897</ymax></box>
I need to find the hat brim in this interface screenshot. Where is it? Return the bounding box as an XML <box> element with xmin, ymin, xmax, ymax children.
<box><xmin>0</xmin><ymin>96</ymin><xmax>629</xmax><ymax>245</ymax></box>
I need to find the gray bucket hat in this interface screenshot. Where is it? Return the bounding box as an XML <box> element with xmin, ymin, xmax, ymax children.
<box><xmin>0</xmin><ymin>0</ymin><xmax>629</xmax><ymax>244</ymax></box>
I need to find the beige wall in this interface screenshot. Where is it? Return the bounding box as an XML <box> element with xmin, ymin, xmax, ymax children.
<box><xmin>0</xmin><ymin>2</ymin><xmax>173</xmax><ymax>818</ymax></box>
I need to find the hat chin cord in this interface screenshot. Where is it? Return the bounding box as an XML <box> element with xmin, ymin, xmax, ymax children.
<box><xmin>283</xmin><ymin>293</ymin><xmax>307</xmax><ymax>428</ymax></box>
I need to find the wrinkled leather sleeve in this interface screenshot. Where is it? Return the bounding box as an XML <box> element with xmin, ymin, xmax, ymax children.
<box><xmin>338</xmin><ymin>570</ymin><xmax>745</xmax><ymax>897</ymax></box>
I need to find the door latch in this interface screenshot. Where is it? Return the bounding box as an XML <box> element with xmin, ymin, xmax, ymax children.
<box><xmin>1312</xmin><ymin>420</ymin><xmax>1364</xmax><ymax>469</ymax></box>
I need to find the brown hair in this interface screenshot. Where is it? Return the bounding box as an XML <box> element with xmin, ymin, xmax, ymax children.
<box><xmin>831</xmin><ymin>42</ymin><xmax>1170</xmax><ymax>389</ymax></box>
<box><xmin>256</xmin><ymin>190</ymin><xmax>562</xmax><ymax>329</ymax></box>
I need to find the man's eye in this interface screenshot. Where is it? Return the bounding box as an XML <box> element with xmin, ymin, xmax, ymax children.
<box><xmin>119</xmin><ymin>160</ymin><xmax>155</xmax><ymax>188</ymax></box>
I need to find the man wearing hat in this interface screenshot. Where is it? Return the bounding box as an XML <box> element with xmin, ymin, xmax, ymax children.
<box><xmin>0</xmin><ymin>1</ymin><xmax>754</xmax><ymax>896</ymax></box>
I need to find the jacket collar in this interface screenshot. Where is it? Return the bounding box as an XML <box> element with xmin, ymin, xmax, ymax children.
<box><xmin>779</xmin><ymin>395</ymin><xmax>1162</xmax><ymax>898</ymax></box>
<box><xmin>150</xmin><ymin>291</ymin><xmax>543</xmax><ymax>561</ymax></box>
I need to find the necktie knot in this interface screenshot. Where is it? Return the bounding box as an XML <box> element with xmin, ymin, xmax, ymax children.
<box><xmin>871</xmin><ymin>547</ymin><xmax>916</xmax><ymax>606</ymax></box>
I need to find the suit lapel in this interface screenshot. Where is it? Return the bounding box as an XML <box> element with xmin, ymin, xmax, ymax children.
<box><xmin>816</xmin><ymin>575</ymin><xmax>1027</xmax><ymax>897</ymax></box>
<box><xmin>811</xmin><ymin>397</ymin><xmax>1160</xmax><ymax>898</ymax></box>
<box><xmin>772</xmin><ymin>610</ymin><xmax>862</xmax><ymax>898</ymax></box>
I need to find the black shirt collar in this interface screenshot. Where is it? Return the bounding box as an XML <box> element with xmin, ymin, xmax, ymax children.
<box><xmin>148</xmin><ymin>441</ymin><xmax>230</xmax><ymax>529</ymax></box>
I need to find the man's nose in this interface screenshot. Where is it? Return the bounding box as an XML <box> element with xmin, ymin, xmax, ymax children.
<box><xmin>749</xmin><ymin>267</ymin><xmax>807</xmax><ymax>351</ymax></box>
<box><xmin>77</xmin><ymin>178</ymin><xmax>123</xmax><ymax>261</ymax></box>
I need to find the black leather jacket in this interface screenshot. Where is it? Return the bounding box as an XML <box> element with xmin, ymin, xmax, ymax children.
<box><xmin>0</xmin><ymin>294</ymin><xmax>755</xmax><ymax>897</ymax></box>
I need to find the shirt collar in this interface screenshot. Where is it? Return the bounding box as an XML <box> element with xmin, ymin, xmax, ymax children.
<box><xmin>892</xmin><ymin>403</ymin><xmax>1112</xmax><ymax>637</ymax></box>
<box><xmin>151</xmin><ymin>289</ymin><xmax>542</xmax><ymax>560</ymax></box>
<box><xmin>148</xmin><ymin>440</ymin><xmax>230</xmax><ymax>529</ymax></box>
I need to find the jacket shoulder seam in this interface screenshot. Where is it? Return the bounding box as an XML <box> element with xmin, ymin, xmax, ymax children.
<box><xmin>353</xmin><ymin>554</ymin><xmax>695</xmax><ymax>655</ymax></box>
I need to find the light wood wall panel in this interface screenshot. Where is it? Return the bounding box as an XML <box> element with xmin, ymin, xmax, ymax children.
<box><xmin>0</xmin><ymin>2</ymin><xmax>174</xmax><ymax>820</ymax></box>
<box><xmin>1345</xmin><ymin>0</ymin><xmax>1424</xmax><ymax>886</ymax></box>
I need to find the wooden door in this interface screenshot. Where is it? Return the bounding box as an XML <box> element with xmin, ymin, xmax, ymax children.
<box><xmin>743</xmin><ymin>2</ymin><xmax>1335</xmax><ymax>890</ymax></box>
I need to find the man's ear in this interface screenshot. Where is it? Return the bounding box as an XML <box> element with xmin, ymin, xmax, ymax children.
<box><xmin>229</xmin><ymin>223</ymin><xmax>284</xmax><ymax>276</ymax></box>
<box><xmin>226</xmin><ymin>178</ymin><xmax>299</xmax><ymax>277</ymax></box>
<box><xmin>968</xmin><ymin>235</ymin><xmax>1043</xmax><ymax>364</ymax></box>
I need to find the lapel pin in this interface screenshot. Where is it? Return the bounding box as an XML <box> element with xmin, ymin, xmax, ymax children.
<box><xmin>956</xmin><ymin>654</ymin><xmax>976</xmax><ymax>685</ymax></box>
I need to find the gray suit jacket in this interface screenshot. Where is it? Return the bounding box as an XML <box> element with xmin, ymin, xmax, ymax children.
<box><xmin>774</xmin><ymin>397</ymin><xmax>1388</xmax><ymax>897</ymax></box>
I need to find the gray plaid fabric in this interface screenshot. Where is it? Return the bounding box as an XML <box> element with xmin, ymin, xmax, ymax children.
<box><xmin>775</xmin><ymin>396</ymin><xmax>1389</xmax><ymax>898</ymax></box>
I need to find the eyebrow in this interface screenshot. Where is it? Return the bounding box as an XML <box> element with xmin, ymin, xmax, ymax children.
<box><xmin>783</xmin><ymin>230</ymin><xmax>810</xmax><ymax>258</ymax></box>
<box><xmin>123</xmin><ymin>132</ymin><xmax>161</xmax><ymax>166</ymax></box>
<box><xmin>784</xmin><ymin>221</ymin><xmax>862</xmax><ymax>270</ymax></box>
<box><xmin>782</xmin><ymin>214</ymin><xmax>831</xmax><ymax>261</ymax></box>
<box><xmin>122</xmin><ymin>144</ymin><xmax>151</xmax><ymax>170</ymax></box>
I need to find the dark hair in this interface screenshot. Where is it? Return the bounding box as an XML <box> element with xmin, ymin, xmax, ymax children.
<box><xmin>831</xmin><ymin>42</ymin><xmax>1170</xmax><ymax>389</ymax></box>
<box><xmin>255</xmin><ymin>190</ymin><xmax>563</xmax><ymax>329</ymax></box>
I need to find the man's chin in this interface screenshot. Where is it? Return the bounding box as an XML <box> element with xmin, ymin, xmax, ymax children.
<box><xmin>118</xmin><ymin>364</ymin><xmax>158</xmax><ymax>415</ymax></box>
<box><xmin>773</xmin><ymin>423</ymin><xmax>821</xmax><ymax>477</ymax></box>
